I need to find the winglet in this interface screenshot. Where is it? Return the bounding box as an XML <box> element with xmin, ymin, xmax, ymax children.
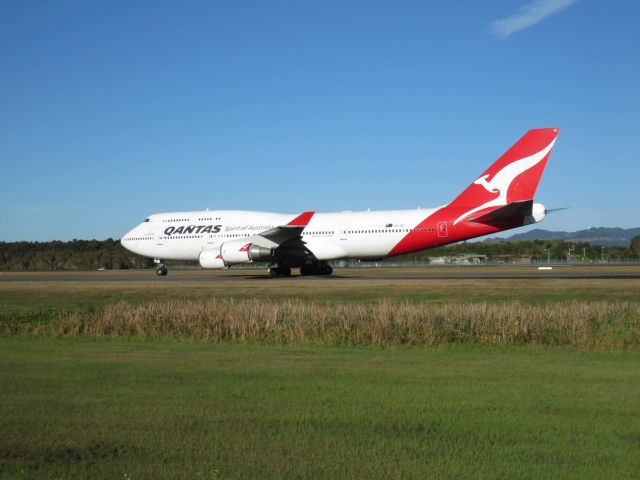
<box><xmin>288</xmin><ymin>211</ymin><xmax>314</xmax><ymax>226</ymax></box>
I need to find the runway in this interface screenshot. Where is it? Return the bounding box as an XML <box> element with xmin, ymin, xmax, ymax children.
<box><xmin>2</xmin><ymin>266</ymin><xmax>640</xmax><ymax>282</ymax></box>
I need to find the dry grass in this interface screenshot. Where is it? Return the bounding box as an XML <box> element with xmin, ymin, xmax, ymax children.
<box><xmin>14</xmin><ymin>298</ymin><xmax>640</xmax><ymax>349</ymax></box>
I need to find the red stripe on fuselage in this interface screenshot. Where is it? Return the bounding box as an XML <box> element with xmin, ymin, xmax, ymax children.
<box><xmin>388</xmin><ymin>128</ymin><xmax>558</xmax><ymax>257</ymax></box>
<box><xmin>387</xmin><ymin>206</ymin><xmax>518</xmax><ymax>257</ymax></box>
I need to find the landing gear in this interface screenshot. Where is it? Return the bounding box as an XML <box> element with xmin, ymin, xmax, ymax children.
<box><xmin>320</xmin><ymin>263</ymin><xmax>333</xmax><ymax>275</ymax></box>
<box><xmin>155</xmin><ymin>263</ymin><xmax>168</xmax><ymax>276</ymax></box>
<box><xmin>300</xmin><ymin>262</ymin><xmax>333</xmax><ymax>276</ymax></box>
<box><xmin>268</xmin><ymin>265</ymin><xmax>291</xmax><ymax>277</ymax></box>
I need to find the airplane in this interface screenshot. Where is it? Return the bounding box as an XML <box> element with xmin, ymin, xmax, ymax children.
<box><xmin>121</xmin><ymin>128</ymin><xmax>559</xmax><ymax>277</ymax></box>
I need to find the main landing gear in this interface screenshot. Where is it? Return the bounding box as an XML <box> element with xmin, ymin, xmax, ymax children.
<box><xmin>268</xmin><ymin>265</ymin><xmax>291</xmax><ymax>277</ymax></box>
<box><xmin>300</xmin><ymin>261</ymin><xmax>333</xmax><ymax>276</ymax></box>
<box><xmin>154</xmin><ymin>261</ymin><xmax>168</xmax><ymax>276</ymax></box>
<box><xmin>267</xmin><ymin>260</ymin><xmax>333</xmax><ymax>277</ymax></box>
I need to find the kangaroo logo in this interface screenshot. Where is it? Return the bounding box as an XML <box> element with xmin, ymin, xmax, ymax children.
<box><xmin>453</xmin><ymin>138</ymin><xmax>556</xmax><ymax>225</ymax></box>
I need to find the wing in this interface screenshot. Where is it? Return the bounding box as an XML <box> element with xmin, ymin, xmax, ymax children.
<box><xmin>257</xmin><ymin>211</ymin><xmax>314</xmax><ymax>246</ymax></box>
<box><xmin>215</xmin><ymin>211</ymin><xmax>315</xmax><ymax>266</ymax></box>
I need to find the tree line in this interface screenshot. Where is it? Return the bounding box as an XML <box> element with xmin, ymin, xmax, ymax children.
<box><xmin>399</xmin><ymin>237</ymin><xmax>640</xmax><ymax>263</ymax></box>
<box><xmin>0</xmin><ymin>239</ymin><xmax>154</xmax><ymax>271</ymax></box>
<box><xmin>0</xmin><ymin>237</ymin><xmax>638</xmax><ymax>271</ymax></box>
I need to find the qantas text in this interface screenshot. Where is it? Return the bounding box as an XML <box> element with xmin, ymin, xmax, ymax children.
<box><xmin>164</xmin><ymin>225</ymin><xmax>222</xmax><ymax>236</ymax></box>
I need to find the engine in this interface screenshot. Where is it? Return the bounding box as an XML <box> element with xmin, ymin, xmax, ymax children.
<box><xmin>524</xmin><ymin>203</ymin><xmax>547</xmax><ymax>225</ymax></box>
<box><xmin>199</xmin><ymin>248</ymin><xmax>227</xmax><ymax>269</ymax></box>
<box><xmin>219</xmin><ymin>240</ymin><xmax>273</xmax><ymax>264</ymax></box>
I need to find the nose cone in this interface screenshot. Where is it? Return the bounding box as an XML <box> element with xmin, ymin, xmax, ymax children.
<box><xmin>120</xmin><ymin>227</ymin><xmax>137</xmax><ymax>253</ymax></box>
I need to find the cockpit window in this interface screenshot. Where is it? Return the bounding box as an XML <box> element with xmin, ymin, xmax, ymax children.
<box><xmin>144</xmin><ymin>218</ymin><xmax>150</xmax><ymax>222</ymax></box>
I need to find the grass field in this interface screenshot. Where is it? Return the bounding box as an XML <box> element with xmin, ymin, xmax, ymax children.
<box><xmin>2</xmin><ymin>339</ymin><xmax>640</xmax><ymax>479</ymax></box>
<box><xmin>1</xmin><ymin>266</ymin><xmax>640</xmax><ymax>478</ymax></box>
<box><xmin>3</xmin><ymin>265</ymin><xmax>640</xmax><ymax>312</ymax></box>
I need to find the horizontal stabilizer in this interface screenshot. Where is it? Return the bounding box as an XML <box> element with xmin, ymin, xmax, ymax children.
<box><xmin>468</xmin><ymin>200</ymin><xmax>533</xmax><ymax>226</ymax></box>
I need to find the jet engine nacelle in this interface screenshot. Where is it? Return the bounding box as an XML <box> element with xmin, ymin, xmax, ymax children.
<box><xmin>220</xmin><ymin>240</ymin><xmax>273</xmax><ymax>264</ymax></box>
<box><xmin>199</xmin><ymin>248</ymin><xmax>227</xmax><ymax>269</ymax></box>
<box><xmin>524</xmin><ymin>202</ymin><xmax>547</xmax><ymax>225</ymax></box>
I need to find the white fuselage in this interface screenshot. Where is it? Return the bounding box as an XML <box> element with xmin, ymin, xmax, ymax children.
<box><xmin>121</xmin><ymin>208</ymin><xmax>439</xmax><ymax>262</ymax></box>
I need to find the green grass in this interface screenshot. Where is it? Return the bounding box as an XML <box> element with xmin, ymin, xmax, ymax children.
<box><xmin>2</xmin><ymin>267</ymin><xmax>640</xmax><ymax>325</ymax></box>
<box><xmin>2</xmin><ymin>268</ymin><xmax>640</xmax><ymax>478</ymax></box>
<box><xmin>1</xmin><ymin>338</ymin><xmax>639</xmax><ymax>479</ymax></box>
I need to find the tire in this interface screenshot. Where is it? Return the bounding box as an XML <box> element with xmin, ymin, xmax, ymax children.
<box><xmin>321</xmin><ymin>265</ymin><xmax>333</xmax><ymax>275</ymax></box>
<box><xmin>300</xmin><ymin>265</ymin><xmax>317</xmax><ymax>276</ymax></box>
<box><xmin>268</xmin><ymin>266</ymin><xmax>291</xmax><ymax>277</ymax></box>
<box><xmin>279</xmin><ymin>266</ymin><xmax>291</xmax><ymax>276</ymax></box>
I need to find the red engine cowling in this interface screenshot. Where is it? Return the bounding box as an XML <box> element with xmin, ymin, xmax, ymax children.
<box><xmin>220</xmin><ymin>240</ymin><xmax>273</xmax><ymax>264</ymax></box>
<box><xmin>198</xmin><ymin>248</ymin><xmax>226</xmax><ymax>269</ymax></box>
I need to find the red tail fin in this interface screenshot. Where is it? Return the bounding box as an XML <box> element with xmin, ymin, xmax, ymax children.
<box><xmin>450</xmin><ymin>128</ymin><xmax>559</xmax><ymax>225</ymax></box>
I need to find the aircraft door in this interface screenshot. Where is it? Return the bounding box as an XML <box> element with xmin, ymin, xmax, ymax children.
<box><xmin>340</xmin><ymin>226</ymin><xmax>348</xmax><ymax>240</ymax></box>
<box><xmin>154</xmin><ymin>229</ymin><xmax>164</xmax><ymax>245</ymax></box>
<box><xmin>206</xmin><ymin>233</ymin><xmax>218</xmax><ymax>245</ymax></box>
<box><xmin>437</xmin><ymin>221</ymin><xmax>448</xmax><ymax>238</ymax></box>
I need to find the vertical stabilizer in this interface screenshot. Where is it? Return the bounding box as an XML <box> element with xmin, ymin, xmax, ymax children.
<box><xmin>450</xmin><ymin>128</ymin><xmax>559</xmax><ymax>225</ymax></box>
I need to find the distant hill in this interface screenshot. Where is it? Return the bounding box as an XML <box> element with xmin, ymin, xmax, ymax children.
<box><xmin>503</xmin><ymin>227</ymin><xmax>640</xmax><ymax>247</ymax></box>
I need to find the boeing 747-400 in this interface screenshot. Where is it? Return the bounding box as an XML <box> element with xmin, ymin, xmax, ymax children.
<box><xmin>122</xmin><ymin>128</ymin><xmax>559</xmax><ymax>276</ymax></box>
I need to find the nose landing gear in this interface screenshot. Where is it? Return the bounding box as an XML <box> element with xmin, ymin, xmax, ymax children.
<box><xmin>154</xmin><ymin>261</ymin><xmax>168</xmax><ymax>276</ymax></box>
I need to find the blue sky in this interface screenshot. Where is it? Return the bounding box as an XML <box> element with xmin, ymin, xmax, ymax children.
<box><xmin>1</xmin><ymin>0</ymin><xmax>638</xmax><ymax>241</ymax></box>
